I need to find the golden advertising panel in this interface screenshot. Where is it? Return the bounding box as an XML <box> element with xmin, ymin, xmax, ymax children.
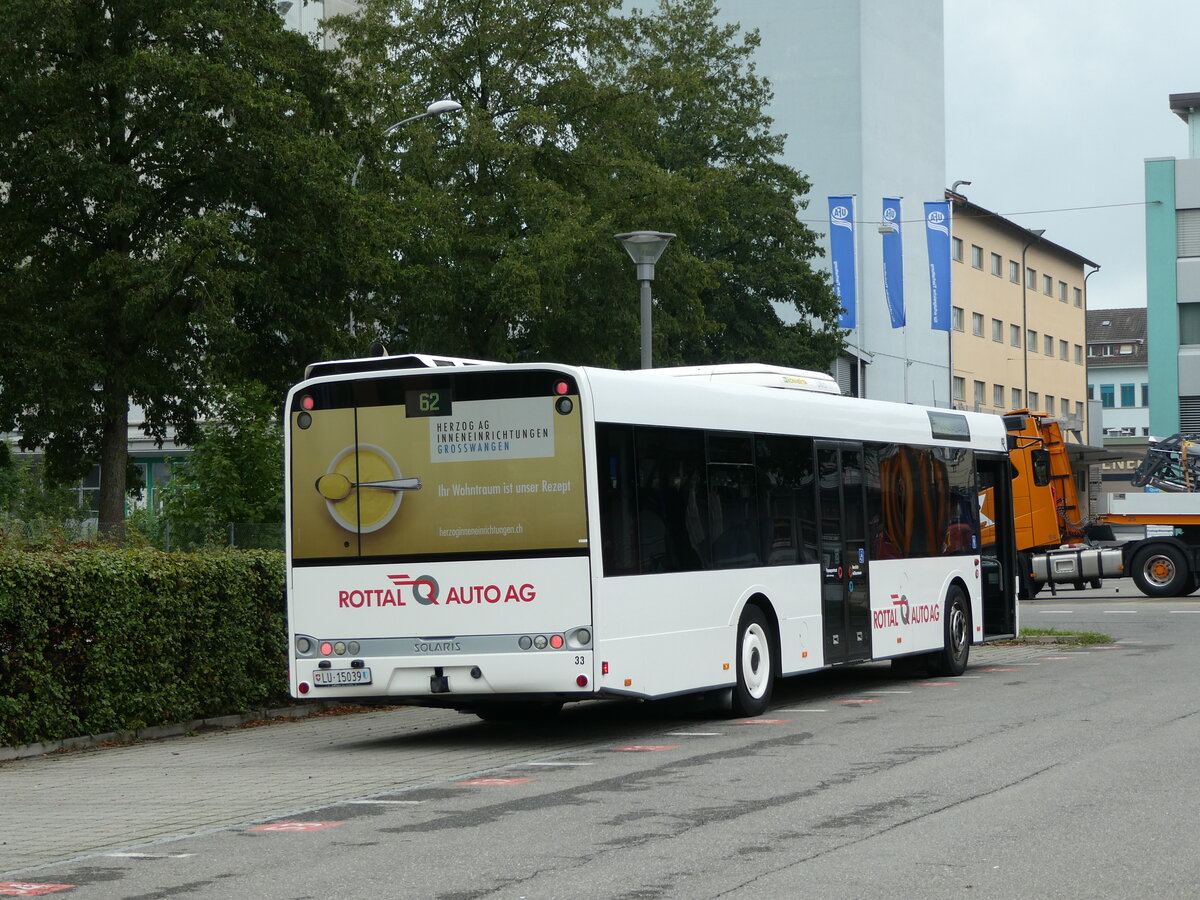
<box><xmin>291</xmin><ymin>387</ymin><xmax>587</xmax><ymax>560</ymax></box>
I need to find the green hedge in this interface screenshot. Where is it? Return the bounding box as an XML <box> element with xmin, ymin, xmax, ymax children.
<box><xmin>0</xmin><ymin>547</ymin><xmax>289</xmax><ymax>747</ymax></box>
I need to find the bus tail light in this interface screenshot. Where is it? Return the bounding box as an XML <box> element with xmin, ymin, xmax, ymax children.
<box><xmin>576</xmin><ymin>675</ymin><xmax>588</xmax><ymax>687</ymax></box>
<box><xmin>298</xmin><ymin>682</ymin><xmax>310</xmax><ymax>695</ymax></box>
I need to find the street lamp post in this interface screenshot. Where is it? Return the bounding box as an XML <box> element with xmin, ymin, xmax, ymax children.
<box><xmin>350</xmin><ymin>98</ymin><xmax>462</xmax><ymax>188</ymax></box>
<box><xmin>1021</xmin><ymin>228</ymin><xmax>1047</xmax><ymax>401</ymax></box>
<box><xmin>614</xmin><ymin>231</ymin><xmax>675</xmax><ymax>369</ymax></box>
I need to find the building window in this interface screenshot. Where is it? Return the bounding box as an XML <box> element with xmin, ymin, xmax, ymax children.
<box><xmin>952</xmin><ymin>376</ymin><xmax>965</xmax><ymax>404</ymax></box>
<box><xmin>1075</xmin><ymin>344</ymin><xmax>1083</xmax><ymax>364</ymax></box>
<box><xmin>991</xmin><ymin>252</ymin><xmax>1002</xmax><ymax>276</ymax></box>
<box><xmin>1046</xmin><ymin>395</ymin><xmax>1055</xmax><ymax>416</ymax></box>
<box><xmin>1011</xmin><ymin>324</ymin><xmax>1021</xmax><ymax>347</ymax></box>
<box><xmin>971</xmin><ymin>245</ymin><xmax>983</xmax><ymax>269</ymax></box>
<box><xmin>1042</xmin><ymin>274</ymin><xmax>1053</xmax><ymax>296</ymax></box>
<box><xmin>1012</xmin><ymin>388</ymin><xmax>1023</xmax><ymax>409</ymax></box>
<box><xmin>1029</xmin><ymin>391</ymin><xmax>1039</xmax><ymax>409</ymax></box>
<box><xmin>952</xmin><ymin>237</ymin><xmax>964</xmax><ymax>262</ymax></box>
<box><xmin>972</xmin><ymin>312</ymin><xmax>984</xmax><ymax>337</ymax></box>
<box><xmin>1009</xmin><ymin>260</ymin><xmax>1020</xmax><ymax>283</ymax></box>
<box><xmin>1181</xmin><ymin>304</ymin><xmax>1200</xmax><ymax>345</ymax></box>
<box><xmin>1026</xmin><ymin>267</ymin><xmax>1037</xmax><ymax>289</ymax></box>
<box><xmin>1100</xmin><ymin>384</ymin><xmax>1115</xmax><ymax>408</ymax></box>
<box><xmin>1028</xmin><ymin>329</ymin><xmax>1038</xmax><ymax>351</ymax></box>
<box><xmin>991</xmin><ymin>318</ymin><xmax>1003</xmax><ymax>342</ymax></box>
<box><xmin>973</xmin><ymin>380</ymin><xmax>986</xmax><ymax>407</ymax></box>
<box><xmin>1074</xmin><ymin>287</ymin><xmax>1082</xmax><ymax>307</ymax></box>
<box><xmin>993</xmin><ymin>384</ymin><xmax>1005</xmax><ymax>409</ymax></box>
<box><xmin>1102</xmin><ymin>345</ymin><xmax>1114</xmax><ymax>356</ymax></box>
<box><xmin>1142</xmin><ymin>383</ymin><xmax>1150</xmax><ymax>406</ymax></box>
<box><xmin>1076</xmin><ymin>401</ymin><xmax>1084</xmax><ymax>418</ymax></box>
<box><xmin>1121</xmin><ymin>384</ymin><xmax>1135</xmax><ymax>407</ymax></box>
<box><xmin>1059</xmin><ymin>340</ymin><xmax>1068</xmax><ymax>361</ymax></box>
<box><xmin>1088</xmin><ymin>384</ymin><xmax>1095</xmax><ymax>400</ymax></box>
<box><xmin>952</xmin><ymin>306</ymin><xmax>965</xmax><ymax>332</ymax></box>
<box><xmin>1177</xmin><ymin>208</ymin><xmax>1200</xmax><ymax>257</ymax></box>
<box><xmin>1058</xmin><ymin>281</ymin><xmax>1068</xmax><ymax>302</ymax></box>
<box><xmin>1044</xmin><ymin>334</ymin><xmax>1054</xmax><ymax>356</ymax></box>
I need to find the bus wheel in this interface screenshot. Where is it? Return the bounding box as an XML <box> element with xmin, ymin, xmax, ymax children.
<box><xmin>731</xmin><ymin>606</ymin><xmax>774</xmax><ymax>717</ymax></box>
<box><xmin>474</xmin><ymin>701</ymin><xmax>563</xmax><ymax>724</ymax></box>
<box><xmin>1131</xmin><ymin>544</ymin><xmax>1190</xmax><ymax>598</ymax></box>
<box><xmin>928</xmin><ymin>585</ymin><xmax>970</xmax><ymax>677</ymax></box>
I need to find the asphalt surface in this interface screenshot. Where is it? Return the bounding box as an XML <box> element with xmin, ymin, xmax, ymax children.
<box><xmin>3</xmin><ymin>584</ymin><xmax>1200</xmax><ymax>898</ymax></box>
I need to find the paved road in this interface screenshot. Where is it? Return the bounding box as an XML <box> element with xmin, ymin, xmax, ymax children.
<box><xmin>3</xmin><ymin>587</ymin><xmax>1200</xmax><ymax>898</ymax></box>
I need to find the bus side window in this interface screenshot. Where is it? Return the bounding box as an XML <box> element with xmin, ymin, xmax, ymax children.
<box><xmin>596</xmin><ymin>424</ymin><xmax>639</xmax><ymax>576</ymax></box>
<box><xmin>755</xmin><ymin>434</ymin><xmax>818</xmax><ymax>565</ymax></box>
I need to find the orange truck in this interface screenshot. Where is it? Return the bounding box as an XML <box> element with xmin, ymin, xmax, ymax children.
<box><xmin>1001</xmin><ymin>410</ymin><xmax>1200</xmax><ymax>598</ymax></box>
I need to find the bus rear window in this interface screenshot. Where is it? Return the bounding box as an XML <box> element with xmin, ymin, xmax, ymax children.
<box><xmin>290</xmin><ymin>370</ymin><xmax>587</xmax><ymax>561</ymax></box>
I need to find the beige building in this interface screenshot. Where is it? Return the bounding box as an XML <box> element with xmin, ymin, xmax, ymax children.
<box><xmin>948</xmin><ymin>195</ymin><xmax>1098</xmax><ymax>441</ymax></box>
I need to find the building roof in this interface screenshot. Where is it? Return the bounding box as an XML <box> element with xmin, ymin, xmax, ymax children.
<box><xmin>946</xmin><ymin>193</ymin><xmax>1101</xmax><ymax>269</ymax></box>
<box><xmin>1170</xmin><ymin>92</ymin><xmax>1200</xmax><ymax>123</ymax></box>
<box><xmin>1086</xmin><ymin>306</ymin><xmax>1147</xmax><ymax>366</ymax></box>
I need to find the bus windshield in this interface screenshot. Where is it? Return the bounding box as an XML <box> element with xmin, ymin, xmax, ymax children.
<box><xmin>289</xmin><ymin>369</ymin><xmax>587</xmax><ymax>562</ymax></box>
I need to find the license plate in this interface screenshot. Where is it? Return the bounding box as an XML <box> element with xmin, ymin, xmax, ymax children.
<box><xmin>313</xmin><ymin>667</ymin><xmax>372</xmax><ymax>687</ymax></box>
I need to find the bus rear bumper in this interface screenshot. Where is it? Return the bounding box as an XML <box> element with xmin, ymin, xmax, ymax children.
<box><xmin>292</xmin><ymin>651</ymin><xmax>593</xmax><ymax>702</ymax></box>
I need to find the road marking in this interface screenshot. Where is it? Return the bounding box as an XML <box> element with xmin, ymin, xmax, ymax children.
<box><xmin>778</xmin><ymin>708</ymin><xmax>828</xmax><ymax>712</ymax></box>
<box><xmin>612</xmin><ymin>745</ymin><xmax>680</xmax><ymax>752</ymax></box>
<box><xmin>346</xmin><ymin>799</ymin><xmax>426</xmax><ymax>805</ymax></box>
<box><xmin>837</xmin><ymin>698</ymin><xmax>881</xmax><ymax>704</ymax></box>
<box><xmin>864</xmin><ymin>690</ymin><xmax>912</xmax><ymax>694</ymax></box>
<box><xmin>665</xmin><ymin>732</ymin><xmax>723</xmax><ymax>737</ymax></box>
<box><xmin>0</xmin><ymin>885</ymin><xmax>75</xmax><ymax>897</ymax></box>
<box><xmin>522</xmin><ymin>761</ymin><xmax>595</xmax><ymax>766</ymax></box>
<box><xmin>1104</xmin><ymin>610</ymin><xmax>1137</xmax><ymax>614</ymax></box>
<box><xmin>457</xmin><ymin>777</ymin><xmax>534</xmax><ymax>785</ymax></box>
<box><xmin>1170</xmin><ymin>610</ymin><xmax>1200</xmax><ymax>614</ymax></box>
<box><xmin>1037</xmin><ymin>610</ymin><xmax>1075</xmax><ymax>614</ymax></box>
<box><xmin>249</xmin><ymin>822</ymin><xmax>342</xmax><ymax>832</ymax></box>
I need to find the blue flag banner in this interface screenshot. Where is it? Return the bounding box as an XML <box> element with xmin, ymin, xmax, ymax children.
<box><xmin>925</xmin><ymin>201</ymin><xmax>952</xmax><ymax>332</ymax></box>
<box><xmin>882</xmin><ymin>197</ymin><xmax>905</xmax><ymax>328</ymax></box>
<box><xmin>828</xmin><ymin>196</ymin><xmax>857</xmax><ymax>329</ymax></box>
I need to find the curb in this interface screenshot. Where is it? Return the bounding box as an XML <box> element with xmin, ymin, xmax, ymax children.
<box><xmin>0</xmin><ymin>701</ymin><xmax>343</xmax><ymax>763</ymax></box>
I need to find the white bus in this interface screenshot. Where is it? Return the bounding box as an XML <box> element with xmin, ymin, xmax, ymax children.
<box><xmin>285</xmin><ymin>355</ymin><xmax>1018</xmax><ymax>720</ymax></box>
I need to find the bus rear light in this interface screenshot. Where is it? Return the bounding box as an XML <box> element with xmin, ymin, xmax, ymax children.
<box><xmin>533</xmin><ymin>635</ymin><xmax>548</xmax><ymax>649</ymax></box>
<box><xmin>301</xmin><ymin>395</ymin><xmax>315</xmax><ymax>410</ymax></box>
<box><xmin>518</xmin><ymin>636</ymin><xmax>533</xmax><ymax>650</ymax></box>
<box><xmin>549</xmin><ymin>634</ymin><xmax>564</xmax><ymax>649</ymax></box>
<box><xmin>333</xmin><ymin>641</ymin><xmax>347</xmax><ymax>655</ymax></box>
<box><xmin>602</xmin><ymin>661</ymin><xmax>609</xmax><ymax>675</ymax></box>
<box><xmin>566</xmin><ymin>627</ymin><xmax>592</xmax><ymax>648</ymax></box>
<box><xmin>296</xmin><ymin>637</ymin><xmax>312</xmax><ymax>654</ymax></box>
<box><xmin>576</xmin><ymin>675</ymin><xmax>588</xmax><ymax>687</ymax></box>
<box><xmin>554</xmin><ymin>381</ymin><xmax>570</xmax><ymax>395</ymax></box>
<box><xmin>320</xmin><ymin>642</ymin><xmax>333</xmax><ymax>656</ymax></box>
<box><xmin>298</xmin><ymin>682</ymin><xmax>310</xmax><ymax>695</ymax></box>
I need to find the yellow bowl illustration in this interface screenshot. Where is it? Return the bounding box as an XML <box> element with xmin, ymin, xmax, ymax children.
<box><xmin>324</xmin><ymin>443</ymin><xmax>404</xmax><ymax>534</ymax></box>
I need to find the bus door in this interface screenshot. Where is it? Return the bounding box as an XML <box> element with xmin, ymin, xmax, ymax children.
<box><xmin>816</xmin><ymin>441</ymin><xmax>872</xmax><ymax>664</ymax></box>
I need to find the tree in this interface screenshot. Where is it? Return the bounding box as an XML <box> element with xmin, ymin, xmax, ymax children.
<box><xmin>154</xmin><ymin>383</ymin><xmax>283</xmax><ymax>549</ymax></box>
<box><xmin>0</xmin><ymin>0</ymin><xmax>383</xmax><ymax>541</ymax></box>
<box><xmin>330</xmin><ymin>0</ymin><xmax>842</xmax><ymax>369</ymax></box>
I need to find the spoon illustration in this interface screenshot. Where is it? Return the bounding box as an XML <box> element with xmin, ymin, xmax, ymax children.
<box><xmin>315</xmin><ymin>472</ymin><xmax>423</xmax><ymax>501</ymax></box>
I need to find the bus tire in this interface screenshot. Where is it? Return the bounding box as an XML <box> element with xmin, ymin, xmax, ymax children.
<box><xmin>928</xmin><ymin>584</ymin><xmax>970</xmax><ymax>677</ymax></box>
<box><xmin>1131</xmin><ymin>544</ymin><xmax>1190</xmax><ymax>598</ymax></box>
<box><xmin>731</xmin><ymin>605</ymin><xmax>774</xmax><ymax>717</ymax></box>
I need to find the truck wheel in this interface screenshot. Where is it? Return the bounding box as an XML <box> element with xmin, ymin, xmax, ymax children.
<box><xmin>928</xmin><ymin>585</ymin><xmax>970</xmax><ymax>677</ymax></box>
<box><xmin>1131</xmin><ymin>544</ymin><xmax>1191</xmax><ymax>598</ymax></box>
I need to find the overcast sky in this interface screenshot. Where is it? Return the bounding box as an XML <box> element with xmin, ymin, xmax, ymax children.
<box><xmin>944</xmin><ymin>0</ymin><xmax>1199</xmax><ymax>310</ymax></box>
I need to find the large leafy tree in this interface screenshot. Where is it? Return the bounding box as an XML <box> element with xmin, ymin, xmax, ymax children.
<box><xmin>331</xmin><ymin>0</ymin><xmax>841</xmax><ymax>369</ymax></box>
<box><xmin>0</xmin><ymin>0</ymin><xmax>380</xmax><ymax>540</ymax></box>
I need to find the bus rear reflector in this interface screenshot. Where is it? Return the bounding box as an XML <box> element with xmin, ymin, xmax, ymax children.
<box><xmin>577</xmin><ymin>675</ymin><xmax>588</xmax><ymax>687</ymax></box>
